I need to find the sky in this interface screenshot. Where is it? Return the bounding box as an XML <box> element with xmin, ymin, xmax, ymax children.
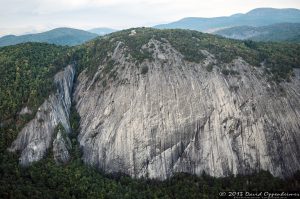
<box><xmin>0</xmin><ymin>0</ymin><xmax>300</xmax><ymax>36</ymax></box>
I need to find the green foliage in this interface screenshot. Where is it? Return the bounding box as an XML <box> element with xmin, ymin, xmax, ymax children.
<box><xmin>156</xmin><ymin>30</ymin><xmax>206</xmax><ymax>63</ymax></box>
<box><xmin>73</xmin><ymin>28</ymin><xmax>300</xmax><ymax>83</ymax></box>
<box><xmin>0</xmin><ymin>43</ymin><xmax>72</xmax><ymax>163</ymax></box>
<box><xmin>102</xmin><ymin>80</ymin><xmax>107</xmax><ymax>87</ymax></box>
<box><xmin>0</xmin><ymin>27</ymin><xmax>98</xmax><ymax>47</ymax></box>
<box><xmin>107</xmin><ymin>28</ymin><xmax>154</xmax><ymax>63</ymax></box>
<box><xmin>216</xmin><ymin>23</ymin><xmax>300</xmax><ymax>43</ymax></box>
<box><xmin>221</xmin><ymin>68</ymin><xmax>239</xmax><ymax>76</ymax></box>
<box><xmin>54</xmin><ymin>123</ymin><xmax>68</xmax><ymax>141</ymax></box>
<box><xmin>74</xmin><ymin>29</ymin><xmax>154</xmax><ymax>76</ymax></box>
<box><xmin>221</xmin><ymin>69</ymin><xmax>230</xmax><ymax>76</ymax></box>
<box><xmin>141</xmin><ymin>65</ymin><xmax>149</xmax><ymax>75</ymax></box>
<box><xmin>0</xmin><ymin>150</ymin><xmax>299</xmax><ymax>199</ymax></box>
<box><xmin>206</xmin><ymin>63</ymin><xmax>214</xmax><ymax>72</ymax></box>
<box><xmin>244</xmin><ymin>40</ymin><xmax>257</xmax><ymax>49</ymax></box>
<box><xmin>0</xmin><ymin>43</ymin><xmax>70</xmax><ymax>122</ymax></box>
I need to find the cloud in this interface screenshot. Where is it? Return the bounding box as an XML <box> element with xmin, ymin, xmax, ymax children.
<box><xmin>0</xmin><ymin>0</ymin><xmax>300</xmax><ymax>36</ymax></box>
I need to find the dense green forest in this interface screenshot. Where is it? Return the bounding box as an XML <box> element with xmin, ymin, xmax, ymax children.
<box><xmin>1</xmin><ymin>29</ymin><xmax>300</xmax><ymax>198</ymax></box>
<box><xmin>0</xmin><ymin>43</ymin><xmax>70</xmax><ymax>121</ymax></box>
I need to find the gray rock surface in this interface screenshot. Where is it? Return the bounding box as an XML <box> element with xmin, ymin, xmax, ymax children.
<box><xmin>53</xmin><ymin>128</ymin><xmax>72</xmax><ymax>164</ymax></box>
<box><xmin>8</xmin><ymin>65</ymin><xmax>75</xmax><ymax>166</ymax></box>
<box><xmin>19</xmin><ymin>106</ymin><xmax>33</xmax><ymax>115</ymax></box>
<box><xmin>74</xmin><ymin>39</ymin><xmax>300</xmax><ymax>179</ymax></box>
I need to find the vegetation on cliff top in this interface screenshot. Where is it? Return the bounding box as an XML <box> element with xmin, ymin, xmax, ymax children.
<box><xmin>73</xmin><ymin>28</ymin><xmax>300</xmax><ymax>82</ymax></box>
<box><xmin>0</xmin><ymin>43</ymin><xmax>71</xmax><ymax>122</ymax></box>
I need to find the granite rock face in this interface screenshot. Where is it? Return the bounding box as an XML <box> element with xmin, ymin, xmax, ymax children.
<box><xmin>9</xmin><ymin>65</ymin><xmax>75</xmax><ymax>166</ymax></box>
<box><xmin>8</xmin><ymin>33</ymin><xmax>300</xmax><ymax>180</ymax></box>
<box><xmin>53</xmin><ymin>128</ymin><xmax>72</xmax><ymax>164</ymax></box>
<box><xmin>74</xmin><ymin>39</ymin><xmax>300</xmax><ymax>179</ymax></box>
<box><xmin>19</xmin><ymin>106</ymin><xmax>33</xmax><ymax>115</ymax></box>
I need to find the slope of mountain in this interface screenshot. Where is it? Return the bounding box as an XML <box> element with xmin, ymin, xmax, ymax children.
<box><xmin>0</xmin><ymin>43</ymin><xmax>70</xmax><ymax>122</ymax></box>
<box><xmin>214</xmin><ymin>23</ymin><xmax>300</xmax><ymax>42</ymax></box>
<box><xmin>8</xmin><ymin>65</ymin><xmax>75</xmax><ymax>165</ymax></box>
<box><xmin>1</xmin><ymin>28</ymin><xmax>300</xmax><ymax>197</ymax></box>
<box><xmin>154</xmin><ymin>8</ymin><xmax>300</xmax><ymax>31</ymax></box>
<box><xmin>0</xmin><ymin>28</ymin><xmax>98</xmax><ymax>47</ymax></box>
<box><xmin>88</xmin><ymin>27</ymin><xmax>117</xmax><ymax>35</ymax></box>
<box><xmin>8</xmin><ymin>28</ymin><xmax>300</xmax><ymax>181</ymax></box>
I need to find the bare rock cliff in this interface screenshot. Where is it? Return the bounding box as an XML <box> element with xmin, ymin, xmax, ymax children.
<box><xmin>8</xmin><ymin>29</ymin><xmax>300</xmax><ymax>180</ymax></box>
<box><xmin>74</xmin><ymin>39</ymin><xmax>300</xmax><ymax>179</ymax></box>
<box><xmin>9</xmin><ymin>65</ymin><xmax>75</xmax><ymax>165</ymax></box>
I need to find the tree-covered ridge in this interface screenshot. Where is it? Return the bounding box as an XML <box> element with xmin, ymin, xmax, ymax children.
<box><xmin>214</xmin><ymin>23</ymin><xmax>300</xmax><ymax>43</ymax></box>
<box><xmin>74</xmin><ymin>28</ymin><xmax>300</xmax><ymax>82</ymax></box>
<box><xmin>0</xmin><ymin>42</ymin><xmax>70</xmax><ymax>122</ymax></box>
<box><xmin>0</xmin><ymin>43</ymin><xmax>73</xmax><ymax>155</ymax></box>
<box><xmin>154</xmin><ymin>8</ymin><xmax>300</xmax><ymax>31</ymax></box>
<box><xmin>0</xmin><ymin>28</ymin><xmax>98</xmax><ymax>47</ymax></box>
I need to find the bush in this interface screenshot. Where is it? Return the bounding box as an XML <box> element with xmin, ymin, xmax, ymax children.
<box><xmin>206</xmin><ymin>63</ymin><xmax>214</xmax><ymax>72</ymax></box>
<box><xmin>141</xmin><ymin>65</ymin><xmax>149</xmax><ymax>75</ymax></box>
<box><xmin>221</xmin><ymin>68</ymin><xmax>239</xmax><ymax>76</ymax></box>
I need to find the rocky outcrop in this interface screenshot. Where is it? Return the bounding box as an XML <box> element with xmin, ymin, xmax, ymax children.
<box><xmin>8</xmin><ymin>65</ymin><xmax>75</xmax><ymax>166</ymax></box>
<box><xmin>53</xmin><ymin>127</ymin><xmax>72</xmax><ymax>164</ymax></box>
<box><xmin>74</xmin><ymin>38</ymin><xmax>300</xmax><ymax>179</ymax></box>
<box><xmin>19</xmin><ymin>106</ymin><xmax>33</xmax><ymax>115</ymax></box>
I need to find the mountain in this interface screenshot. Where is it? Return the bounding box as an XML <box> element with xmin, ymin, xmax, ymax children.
<box><xmin>1</xmin><ymin>28</ymin><xmax>300</xmax><ymax>197</ymax></box>
<box><xmin>88</xmin><ymin>27</ymin><xmax>117</xmax><ymax>35</ymax></box>
<box><xmin>154</xmin><ymin>8</ymin><xmax>300</xmax><ymax>31</ymax></box>
<box><xmin>0</xmin><ymin>27</ymin><xmax>98</xmax><ymax>47</ymax></box>
<box><xmin>214</xmin><ymin>23</ymin><xmax>300</xmax><ymax>42</ymax></box>
<box><xmin>5</xmin><ymin>28</ymin><xmax>300</xmax><ymax>182</ymax></box>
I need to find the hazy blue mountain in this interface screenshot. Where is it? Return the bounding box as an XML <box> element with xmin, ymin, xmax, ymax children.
<box><xmin>286</xmin><ymin>35</ymin><xmax>300</xmax><ymax>43</ymax></box>
<box><xmin>214</xmin><ymin>23</ymin><xmax>300</xmax><ymax>42</ymax></box>
<box><xmin>0</xmin><ymin>27</ymin><xmax>98</xmax><ymax>47</ymax></box>
<box><xmin>88</xmin><ymin>27</ymin><xmax>117</xmax><ymax>35</ymax></box>
<box><xmin>154</xmin><ymin>8</ymin><xmax>300</xmax><ymax>31</ymax></box>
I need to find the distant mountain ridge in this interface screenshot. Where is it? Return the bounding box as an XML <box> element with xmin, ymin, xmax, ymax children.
<box><xmin>1</xmin><ymin>7</ymin><xmax>300</xmax><ymax>47</ymax></box>
<box><xmin>88</xmin><ymin>27</ymin><xmax>117</xmax><ymax>35</ymax></box>
<box><xmin>214</xmin><ymin>23</ymin><xmax>300</xmax><ymax>42</ymax></box>
<box><xmin>154</xmin><ymin>8</ymin><xmax>300</xmax><ymax>31</ymax></box>
<box><xmin>0</xmin><ymin>27</ymin><xmax>98</xmax><ymax>47</ymax></box>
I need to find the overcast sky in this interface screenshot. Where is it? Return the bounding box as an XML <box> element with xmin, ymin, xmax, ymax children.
<box><xmin>1</xmin><ymin>0</ymin><xmax>300</xmax><ymax>36</ymax></box>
